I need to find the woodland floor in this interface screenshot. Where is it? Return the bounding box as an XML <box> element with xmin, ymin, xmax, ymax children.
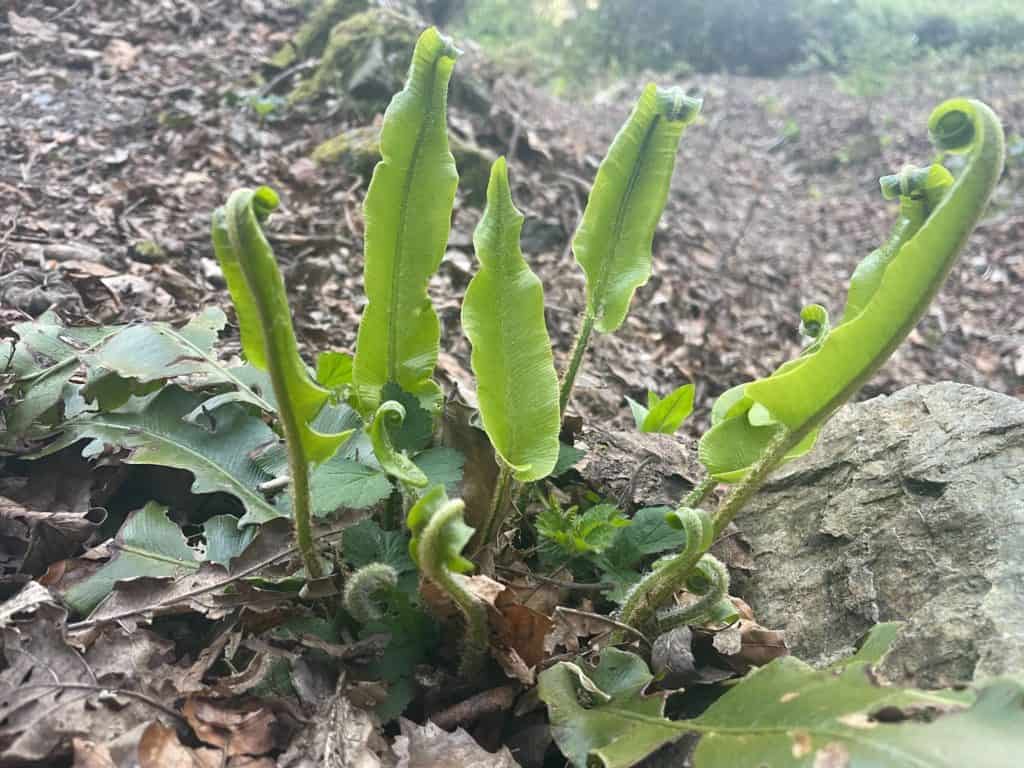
<box><xmin>2</xmin><ymin>1</ymin><xmax>1024</xmax><ymax>766</ymax></box>
<box><xmin>2</xmin><ymin>0</ymin><xmax>1022</xmax><ymax>438</ymax></box>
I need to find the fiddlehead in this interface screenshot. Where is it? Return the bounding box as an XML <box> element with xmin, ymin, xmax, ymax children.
<box><xmin>211</xmin><ymin>187</ymin><xmax>353</xmax><ymax>579</ymax></box>
<box><xmin>343</xmin><ymin>563</ymin><xmax>399</xmax><ymax>623</ymax></box>
<box><xmin>656</xmin><ymin>554</ymin><xmax>737</xmax><ymax>633</ymax></box>
<box><xmin>407</xmin><ymin>486</ymin><xmax>488</xmax><ymax>676</ymax></box>
<box><xmin>369</xmin><ymin>400</ymin><xmax>429</xmax><ymax>489</ymax></box>
<box><xmin>617</xmin><ymin>506</ymin><xmax>714</xmax><ymax>636</ymax></box>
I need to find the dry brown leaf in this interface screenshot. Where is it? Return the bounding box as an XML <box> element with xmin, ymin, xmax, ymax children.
<box><xmin>138</xmin><ymin>721</ymin><xmax>222</xmax><ymax>768</ymax></box>
<box><xmin>181</xmin><ymin>698</ymin><xmax>280</xmax><ymax>757</ymax></box>
<box><xmin>392</xmin><ymin>719</ymin><xmax>521</xmax><ymax>768</ymax></box>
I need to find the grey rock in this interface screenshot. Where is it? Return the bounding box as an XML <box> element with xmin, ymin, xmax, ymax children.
<box><xmin>732</xmin><ymin>383</ymin><xmax>1024</xmax><ymax>687</ymax></box>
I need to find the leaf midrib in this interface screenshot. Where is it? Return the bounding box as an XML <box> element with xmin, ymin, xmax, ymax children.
<box><xmin>387</xmin><ymin>52</ymin><xmax>445</xmax><ymax>383</ymax></box>
<box><xmin>590</xmin><ymin>112</ymin><xmax>662</xmax><ymax>322</ymax></box>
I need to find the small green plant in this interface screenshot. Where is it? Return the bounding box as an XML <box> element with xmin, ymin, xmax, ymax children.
<box><xmin>1</xmin><ymin>23</ymin><xmax>1012</xmax><ymax>767</ymax></box>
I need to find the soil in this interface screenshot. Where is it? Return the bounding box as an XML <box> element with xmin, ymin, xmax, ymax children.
<box><xmin>3</xmin><ymin>0</ymin><xmax>1021</xmax><ymax>437</ymax></box>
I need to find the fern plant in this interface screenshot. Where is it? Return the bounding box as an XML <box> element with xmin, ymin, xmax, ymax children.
<box><xmin>0</xmin><ymin>22</ymin><xmax>1011</xmax><ymax>766</ymax></box>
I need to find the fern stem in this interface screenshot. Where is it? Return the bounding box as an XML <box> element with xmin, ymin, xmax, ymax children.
<box><xmin>710</xmin><ymin>426</ymin><xmax>798</xmax><ymax>538</ymax></box>
<box><xmin>275</xmin><ymin>382</ymin><xmax>322</xmax><ymax>580</ymax></box>
<box><xmin>476</xmin><ymin>464</ymin><xmax>512</xmax><ymax>554</ymax></box>
<box><xmin>682</xmin><ymin>475</ymin><xmax>717</xmax><ymax>509</ymax></box>
<box><xmin>420</xmin><ymin>499</ymin><xmax>489</xmax><ymax>676</ymax></box>
<box><xmin>617</xmin><ymin>507</ymin><xmax>711</xmax><ymax>636</ymax></box>
<box><xmin>559</xmin><ymin>311</ymin><xmax>595</xmax><ymax>416</ymax></box>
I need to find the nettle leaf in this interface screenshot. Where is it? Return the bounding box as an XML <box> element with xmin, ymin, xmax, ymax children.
<box><xmin>369</xmin><ymin>401</ymin><xmax>429</xmax><ymax>487</ymax></box>
<box><xmin>538</xmin><ymin>504</ymin><xmax>630</xmax><ymax>557</ymax></box>
<box><xmin>412</xmin><ymin>446</ymin><xmax>464</xmax><ymax>491</ymax></box>
<box><xmin>212</xmin><ymin>186</ymin><xmax>350</xmax><ymax>464</ymax></box>
<box><xmin>601</xmin><ymin>506</ymin><xmax>686</xmax><ymax>570</ymax></box>
<box><xmin>310</xmin><ymin>458</ymin><xmax>394</xmax><ymax>513</ymax></box>
<box><xmin>64</xmin><ymin>502</ymin><xmax>200</xmax><ymax>615</ymax></box>
<box><xmin>353</xmin><ymin>27</ymin><xmax>460</xmax><ymax>410</ymax></box>
<box><xmin>540</xmin><ymin>625</ymin><xmax>1024</xmax><ymax>768</ymax></box>
<box><xmin>4</xmin><ymin>312</ymin><xmax>121</xmax><ymax>435</ymax></box>
<box><xmin>628</xmin><ymin>383</ymin><xmax>695</xmax><ymax>434</ymax></box>
<box><xmin>747</xmin><ymin>100</ymin><xmax>1004</xmax><ymax>443</ymax></box>
<box><xmin>343</xmin><ymin>519</ymin><xmax>416</xmax><ymax>574</ymax></box>
<box><xmin>574</xmin><ymin>85</ymin><xmax>701</xmax><ymax>333</ymax></box>
<box><xmin>380</xmin><ymin>381</ymin><xmax>433</xmax><ymax>452</ymax></box>
<box><xmin>38</xmin><ymin>387</ymin><xmax>282</xmax><ymax>526</ymax></box>
<box><xmin>462</xmin><ymin>157</ymin><xmax>561</xmax><ymax>482</ymax></box>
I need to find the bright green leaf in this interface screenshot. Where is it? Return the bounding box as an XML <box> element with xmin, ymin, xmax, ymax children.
<box><xmin>745</xmin><ymin>100</ymin><xmax>1004</xmax><ymax>437</ymax></box>
<box><xmin>64</xmin><ymin>502</ymin><xmax>199</xmax><ymax>615</ymax></box>
<box><xmin>353</xmin><ymin>27</ymin><xmax>460</xmax><ymax>410</ymax></box>
<box><xmin>406</xmin><ymin>485</ymin><xmax>474</xmax><ymax>575</ymax></box>
<box><xmin>639</xmin><ymin>383</ymin><xmax>694</xmax><ymax>433</ymax></box>
<box><xmin>369</xmin><ymin>401</ymin><xmax>429</xmax><ymax>487</ymax></box>
<box><xmin>462</xmin><ymin>157</ymin><xmax>561</xmax><ymax>482</ymax></box>
<box><xmin>315</xmin><ymin>351</ymin><xmax>353</xmax><ymax>391</ymax></box>
<box><xmin>573</xmin><ymin>85</ymin><xmax>701</xmax><ymax>333</ymax></box>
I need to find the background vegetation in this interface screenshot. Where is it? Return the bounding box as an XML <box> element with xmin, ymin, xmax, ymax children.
<box><xmin>453</xmin><ymin>0</ymin><xmax>1024</xmax><ymax>91</ymax></box>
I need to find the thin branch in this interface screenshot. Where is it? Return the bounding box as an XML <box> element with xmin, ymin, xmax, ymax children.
<box><xmin>68</xmin><ymin>525</ymin><xmax>353</xmax><ymax>631</ymax></box>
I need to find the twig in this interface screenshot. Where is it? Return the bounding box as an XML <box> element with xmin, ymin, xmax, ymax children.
<box><xmin>495</xmin><ymin>565</ymin><xmax>609</xmax><ymax>593</ymax></box>
<box><xmin>429</xmin><ymin>684</ymin><xmax>520</xmax><ymax>730</ymax></box>
<box><xmin>68</xmin><ymin>525</ymin><xmax>354</xmax><ymax>631</ymax></box>
<box><xmin>20</xmin><ymin>682</ymin><xmax>187</xmax><ymax>725</ymax></box>
<box><xmin>554</xmin><ymin>606</ymin><xmax>650</xmax><ymax>646</ymax></box>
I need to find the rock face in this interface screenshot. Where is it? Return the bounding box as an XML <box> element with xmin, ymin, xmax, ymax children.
<box><xmin>732</xmin><ymin>383</ymin><xmax>1024</xmax><ymax>687</ymax></box>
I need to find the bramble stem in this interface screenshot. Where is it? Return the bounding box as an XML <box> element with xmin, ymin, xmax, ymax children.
<box><xmin>420</xmin><ymin>499</ymin><xmax>489</xmax><ymax>676</ymax></box>
<box><xmin>559</xmin><ymin>311</ymin><xmax>595</xmax><ymax>416</ymax></box>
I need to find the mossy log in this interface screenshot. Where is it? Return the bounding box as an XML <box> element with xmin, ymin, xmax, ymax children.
<box><xmin>313</xmin><ymin>125</ymin><xmax>495</xmax><ymax>204</ymax></box>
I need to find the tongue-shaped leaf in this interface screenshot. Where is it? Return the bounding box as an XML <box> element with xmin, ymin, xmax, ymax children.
<box><xmin>461</xmin><ymin>157</ymin><xmax>560</xmax><ymax>482</ymax></box>
<box><xmin>353</xmin><ymin>27</ymin><xmax>460</xmax><ymax>411</ymax></box>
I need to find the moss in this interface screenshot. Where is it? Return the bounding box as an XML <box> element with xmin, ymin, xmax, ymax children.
<box><xmin>312</xmin><ymin>126</ymin><xmax>495</xmax><ymax>205</ymax></box>
<box><xmin>269</xmin><ymin>0</ymin><xmax>368</xmax><ymax>70</ymax></box>
<box><xmin>288</xmin><ymin>9</ymin><xmax>420</xmax><ymax>112</ymax></box>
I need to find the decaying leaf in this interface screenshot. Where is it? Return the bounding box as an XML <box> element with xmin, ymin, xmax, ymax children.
<box><xmin>392</xmin><ymin>719</ymin><xmax>521</xmax><ymax>768</ymax></box>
